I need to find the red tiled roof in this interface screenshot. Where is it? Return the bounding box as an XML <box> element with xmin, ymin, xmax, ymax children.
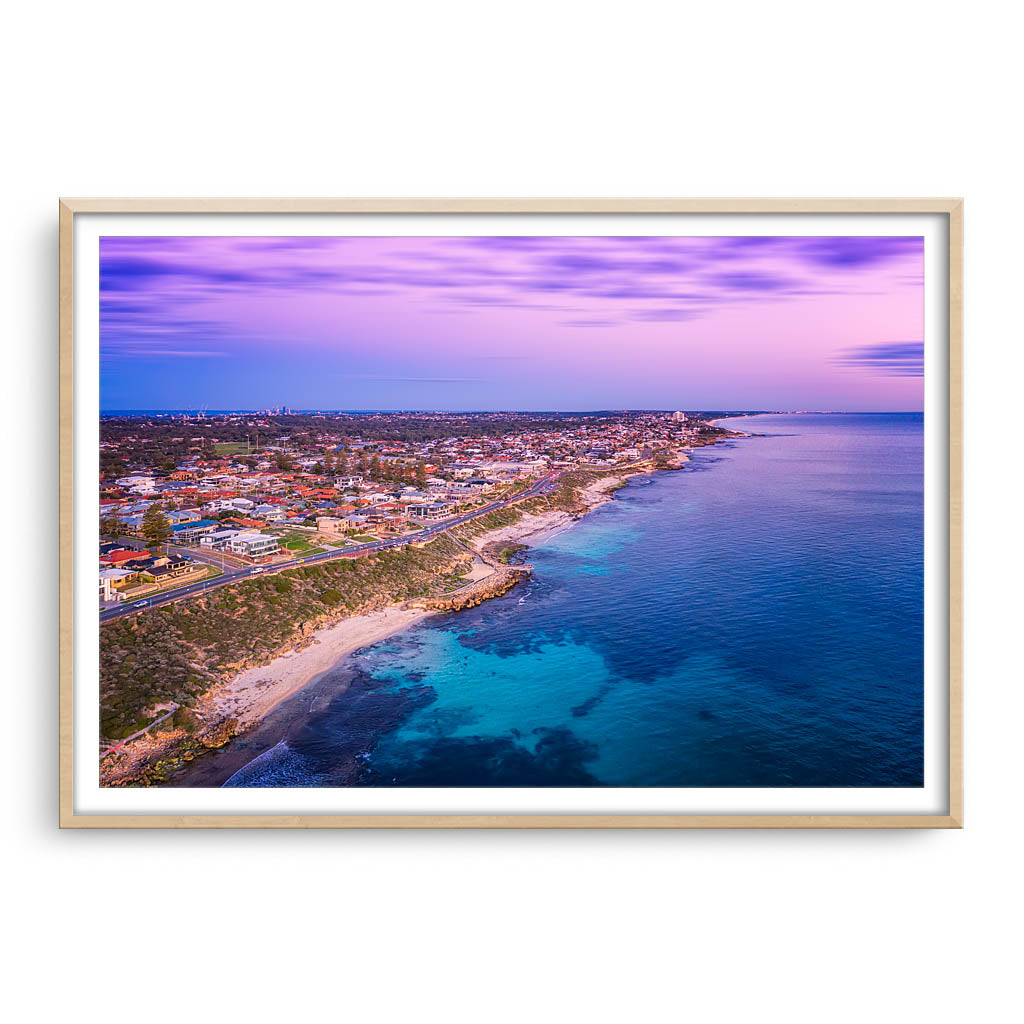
<box><xmin>102</xmin><ymin>549</ymin><xmax>150</xmax><ymax>564</ymax></box>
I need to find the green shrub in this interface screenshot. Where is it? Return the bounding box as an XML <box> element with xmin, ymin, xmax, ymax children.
<box><xmin>172</xmin><ymin>706</ymin><xmax>198</xmax><ymax>733</ymax></box>
<box><xmin>319</xmin><ymin>588</ymin><xmax>343</xmax><ymax>606</ymax></box>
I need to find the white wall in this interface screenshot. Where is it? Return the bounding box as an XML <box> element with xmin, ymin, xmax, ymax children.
<box><xmin>5</xmin><ymin>2</ymin><xmax>1019</xmax><ymax>1021</ymax></box>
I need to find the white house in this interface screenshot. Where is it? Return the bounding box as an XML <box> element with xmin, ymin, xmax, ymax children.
<box><xmin>252</xmin><ymin>503</ymin><xmax>286</xmax><ymax>521</ymax></box>
<box><xmin>115</xmin><ymin>475</ymin><xmax>157</xmax><ymax>494</ymax></box>
<box><xmin>99</xmin><ymin>567</ymin><xmax>136</xmax><ymax>602</ymax></box>
<box><xmin>227</xmin><ymin>532</ymin><xmax>280</xmax><ymax>558</ymax></box>
<box><xmin>200</xmin><ymin>528</ymin><xmax>242</xmax><ymax>550</ymax></box>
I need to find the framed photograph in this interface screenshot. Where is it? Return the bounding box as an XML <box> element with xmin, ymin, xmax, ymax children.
<box><xmin>59</xmin><ymin>198</ymin><xmax>962</xmax><ymax>828</ymax></box>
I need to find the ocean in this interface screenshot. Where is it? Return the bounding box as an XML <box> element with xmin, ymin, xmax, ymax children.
<box><xmin>178</xmin><ymin>413</ymin><xmax>924</xmax><ymax>789</ymax></box>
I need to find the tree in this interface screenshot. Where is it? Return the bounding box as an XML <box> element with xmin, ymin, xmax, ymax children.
<box><xmin>100</xmin><ymin>514</ymin><xmax>120</xmax><ymax>538</ymax></box>
<box><xmin>415</xmin><ymin>461</ymin><xmax>428</xmax><ymax>487</ymax></box>
<box><xmin>369</xmin><ymin>455</ymin><xmax>382</xmax><ymax>480</ymax></box>
<box><xmin>141</xmin><ymin>504</ymin><xmax>172</xmax><ymax>548</ymax></box>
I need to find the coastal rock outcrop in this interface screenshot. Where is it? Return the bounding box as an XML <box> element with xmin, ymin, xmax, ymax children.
<box><xmin>408</xmin><ymin>566</ymin><xmax>530</xmax><ymax>612</ymax></box>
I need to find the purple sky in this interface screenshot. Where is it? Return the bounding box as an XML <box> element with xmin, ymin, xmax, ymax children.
<box><xmin>100</xmin><ymin>235</ymin><xmax>924</xmax><ymax>411</ymax></box>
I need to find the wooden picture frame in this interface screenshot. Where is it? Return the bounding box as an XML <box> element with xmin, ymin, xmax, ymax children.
<box><xmin>60</xmin><ymin>197</ymin><xmax>962</xmax><ymax>828</ymax></box>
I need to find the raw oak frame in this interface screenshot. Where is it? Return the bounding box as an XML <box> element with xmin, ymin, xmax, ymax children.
<box><xmin>59</xmin><ymin>197</ymin><xmax>963</xmax><ymax>829</ymax></box>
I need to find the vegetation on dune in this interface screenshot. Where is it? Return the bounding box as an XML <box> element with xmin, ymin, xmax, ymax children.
<box><xmin>451</xmin><ymin>504</ymin><xmax>524</xmax><ymax>541</ymax></box>
<box><xmin>496</xmin><ymin>544</ymin><xmax>528</xmax><ymax>564</ymax></box>
<box><xmin>530</xmin><ymin>470</ymin><xmax>605</xmax><ymax>511</ymax></box>
<box><xmin>452</xmin><ymin>469</ymin><xmax>609</xmax><ymax>544</ymax></box>
<box><xmin>99</xmin><ymin>534</ymin><xmax>466</xmax><ymax>741</ymax></box>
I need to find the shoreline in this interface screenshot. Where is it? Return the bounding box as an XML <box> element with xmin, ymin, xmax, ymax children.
<box><xmin>102</xmin><ymin>441</ymin><xmax>739</xmax><ymax>787</ymax></box>
<box><xmin>208</xmin><ymin>467</ymin><xmax>661</xmax><ymax>733</ymax></box>
<box><xmin>206</xmin><ymin>606</ymin><xmax>436</xmax><ymax>730</ymax></box>
<box><xmin>464</xmin><ymin>458</ymin><xmax>688</xmax><ymax>553</ymax></box>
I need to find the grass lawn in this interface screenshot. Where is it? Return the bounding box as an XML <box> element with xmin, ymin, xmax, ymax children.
<box><xmin>299</xmin><ymin>548</ymin><xmax>327</xmax><ymax>558</ymax></box>
<box><xmin>213</xmin><ymin>442</ymin><xmax>250</xmax><ymax>456</ymax></box>
<box><xmin>350</xmin><ymin>533</ymin><xmax>381</xmax><ymax>542</ymax></box>
<box><xmin>275</xmin><ymin>532</ymin><xmax>318</xmax><ymax>553</ymax></box>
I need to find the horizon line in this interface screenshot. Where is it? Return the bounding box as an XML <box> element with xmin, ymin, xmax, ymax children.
<box><xmin>99</xmin><ymin>407</ymin><xmax>925</xmax><ymax>415</ymax></box>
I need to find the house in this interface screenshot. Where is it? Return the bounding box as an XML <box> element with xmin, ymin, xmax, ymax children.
<box><xmin>100</xmin><ymin>547</ymin><xmax>151</xmax><ymax>567</ymax></box>
<box><xmin>407</xmin><ymin>501</ymin><xmax>457</xmax><ymax>521</ymax></box>
<box><xmin>221</xmin><ymin>516</ymin><xmax>266</xmax><ymax>530</ymax></box>
<box><xmin>166</xmin><ymin>509</ymin><xmax>201</xmax><ymax>525</ymax></box>
<box><xmin>316</xmin><ymin>516</ymin><xmax>347</xmax><ymax>534</ymax></box>
<box><xmin>200</xmin><ymin>528</ymin><xmax>242</xmax><ymax>550</ymax></box>
<box><xmin>171</xmin><ymin>519</ymin><xmax>219</xmax><ymax>544</ymax></box>
<box><xmin>319</xmin><ymin>513</ymin><xmax>376</xmax><ymax>534</ymax></box>
<box><xmin>445</xmin><ymin>478</ymin><xmax>492</xmax><ymax>495</ymax></box>
<box><xmin>141</xmin><ymin>557</ymin><xmax>196</xmax><ymax>583</ymax></box>
<box><xmin>115</xmin><ymin>475</ymin><xmax>157</xmax><ymax>494</ymax></box>
<box><xmin>99</xmin><ymin>567</ymin><xmax>139</xmax><ymax>602</ymax></box>
<box><xmin>120</xmin><ymin>552</ymin><xmax>161</xmax><ymax>571</ymax></box>
<box><xmin>116</xmin><ymin>514</ymin><xmax>146</xmax><ymax>536</ymax></box>
<box><xmin>252</xmin><ymin>503</ymin><xmax>286</xmax><ymax>522</ymax></box>
<box><xmin>227</xmin><ymin>532</ymin><xmax>280</xmax><ymax>558</ymax></box>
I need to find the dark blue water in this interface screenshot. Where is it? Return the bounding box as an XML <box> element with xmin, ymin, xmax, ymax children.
<box><xmin>209</xmin><ymin>414</ymin><xmax>923</xmax><ymax>789</ymax></box>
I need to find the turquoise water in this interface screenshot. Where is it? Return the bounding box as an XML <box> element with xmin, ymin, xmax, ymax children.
<box><xmin>211</xmin><ymin>413</ymin><xmax>923</xmax><ymax>789</ymax></box>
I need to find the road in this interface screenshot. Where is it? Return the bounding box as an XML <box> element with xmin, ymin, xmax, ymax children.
<box><xmin>99</xmin><ymin>473</ymin><xmax>560</xmax><ymax>624</ymax></box>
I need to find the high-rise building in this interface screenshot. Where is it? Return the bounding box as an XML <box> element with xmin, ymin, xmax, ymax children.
<box><xmin>672</xmin><ymin>410</ymin><xmax>688</xmax><ymax>423</ymax></box>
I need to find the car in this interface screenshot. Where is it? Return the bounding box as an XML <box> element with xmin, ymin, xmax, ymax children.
<box><xmin>134</xmin><ymin>601</ymin><xmax>148</xmax><ymax>608</ymax></box>
<box><xmin>251</xmin><ymin>567</ymin><xmax>265</xmax><ymax>574</ymax></box>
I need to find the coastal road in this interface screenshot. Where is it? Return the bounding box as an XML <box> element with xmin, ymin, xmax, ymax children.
<box><xmin>99</xmin><ymin>472</ymin><xmax>561</xmax><ymax>624</ymax></box>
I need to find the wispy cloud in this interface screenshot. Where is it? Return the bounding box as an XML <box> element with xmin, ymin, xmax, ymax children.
<box><xmin>105</xmin><ymin>348</ymin><xmax>230</xmax><ymax>358</ymax></box>
<box><xmin>99</xmin><ymin>235</ymin><xmax>924</xmax><ymax>375</ymax></box>
<box><xmin>834</xmin><ymin>341</ymin><xmax>924</xmax><ymax>377</ymax></box>
<box><xmin>343</xmin><ymin>375</ymin><xmax>486</xmax><ymax>384</ymax></box>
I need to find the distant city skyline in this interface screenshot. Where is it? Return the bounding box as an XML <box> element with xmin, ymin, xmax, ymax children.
<box><xmin>100</xmin><ymin>235</ymin><xmax>924</xmax><ymax>412</ymax></box>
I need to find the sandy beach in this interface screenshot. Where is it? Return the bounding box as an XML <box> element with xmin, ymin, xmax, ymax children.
<box><xmin>205</xmin><ymin>606</ymin><xmax>435</xmax><ymax>728</ymax></box>
<box><xmin>216</xmin><ymin>470</ymin><xmax>665</xmax><ymax>721</ymax></box>
<box><xmin>468</xmin><ymin>462</ymin><xmax>685</xmax><ymax>552</ymax></box>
